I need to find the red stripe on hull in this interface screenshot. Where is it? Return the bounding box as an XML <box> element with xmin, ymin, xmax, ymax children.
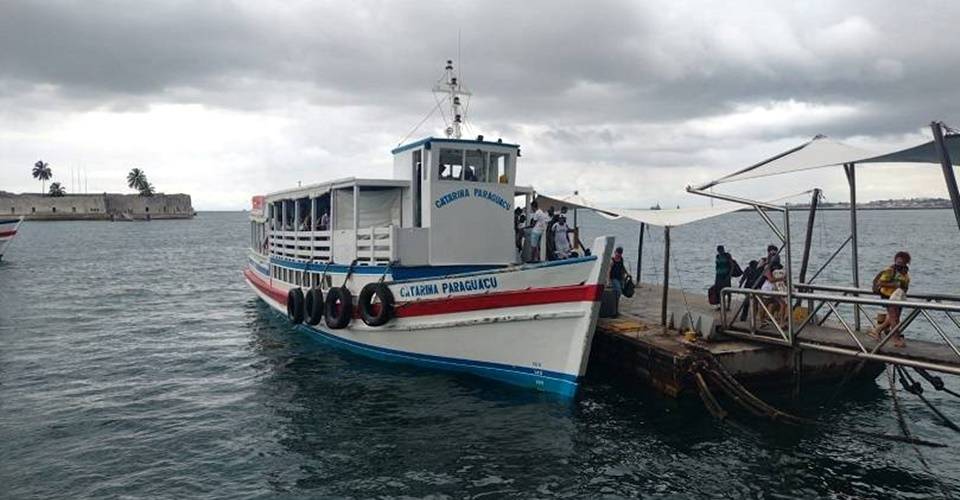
<box><xmin>245</xmin><ymin>266</ymin><xmax>602</xmax><ymax>319</ymax></box>
<box><xmin>393</xmin><ymin>284</ymin><xmax>602</xmax><ymax>318</ymax></box>
<box><xmin>0</xmin><ymin>230</ymin><xmax>16</xmax><ymax>238</ymax></box>
<box><xmin>244</xmin><ymin>268</ymin><xmax>287</xmax><ymax>305</ymax></box>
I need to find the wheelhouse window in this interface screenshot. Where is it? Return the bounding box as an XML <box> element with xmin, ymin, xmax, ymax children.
<box><xmin>490</xmin><ymin>152</ymin><xmax>509</xmax><ymax>183</ymax></box>
<box><xmin>439</xmin><ymin>148</ymin><xmax>463</xmax><ymax>180</ymax></box>
<box><xmin>440</xmin><ymin>147</ymin><xmax>509</xmax><ymax>183</ymax></box>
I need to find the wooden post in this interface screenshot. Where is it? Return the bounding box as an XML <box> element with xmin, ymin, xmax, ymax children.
<box><xmin>637</xmin><ymin>222</ymin><xmax>645</xmax><ymax>283</ymax></box>
<box><xmin>931</xmin><ymin>121</ymin><xmax>960</xmax><ymax>232</ymax></box>
<box><xmin>661</xmin><ymin>226</ymin><xmax>671</xmax><ymax>327</ymax></box>
<box><xmin>844</xmin><ymin>163</ymin><xmax>861</xmax><ymax>331</ymax></box>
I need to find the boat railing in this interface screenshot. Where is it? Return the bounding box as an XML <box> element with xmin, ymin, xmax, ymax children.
<box><xmin>268</xmin><ymin>229</ymin><xmax>333</xmax><ymax>261</ymax></box>
<box><xmin>355</xmin><ymin>226</ymin><xmax>395</xmax><ymax>266</ymax></box>
<box><xmin>268</xmin><ymin>225</ymin><xmax>396</xmax><ymax>265</ymax></box>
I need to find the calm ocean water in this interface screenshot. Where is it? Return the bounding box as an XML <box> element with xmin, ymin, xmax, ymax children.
<box><xmin>1</xmin><ymin>210</ymin><xmax>958</xmax><ymax>498</ymax></box>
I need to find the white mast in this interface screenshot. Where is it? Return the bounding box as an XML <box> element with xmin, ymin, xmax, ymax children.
<box><xmin>432</xmin><ymin>60</ymin><xmax>471</xmax><ymax>139</ymax></box>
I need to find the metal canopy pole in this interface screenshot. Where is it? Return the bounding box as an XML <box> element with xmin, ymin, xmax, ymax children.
<box><xmin>637</xmin><ymin>222</ymin><xmax>645</xmax><ymax>283</ymax></box>
<box><xmin>784</xmin><ymin>207</ymin><xmax>794</xmax><ymax>343</ymax></box>
<box><xmin>844</xmin><ymin>163</ymin><xmax>861</xmax><ymax>331</ymax></box>
<box><xmin>661</xmin><ymin>226</ymin><xmax>671</xmax><ymax>327</ymax></box>
<box><xmin>798</xmin><ymin>188</ymin><xmax>821</xmax><ymax>283</ymax></box>
<box><xmin>931</xmin><ymin>121</ymin><xmax>960</xmax><ymax>232</ymax></box>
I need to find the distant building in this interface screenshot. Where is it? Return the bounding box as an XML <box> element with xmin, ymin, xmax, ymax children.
<box><xmin>0</xmin><ymin>192</ymin><xmax>194</xmax><ymax>220</ymax></box>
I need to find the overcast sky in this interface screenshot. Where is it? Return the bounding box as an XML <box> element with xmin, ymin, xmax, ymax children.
<box><xmin>1</xmin><ymin>0</ymin><xmax>958</xmax><ymax>209</ymax></box>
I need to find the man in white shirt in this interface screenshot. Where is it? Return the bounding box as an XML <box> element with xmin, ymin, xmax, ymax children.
<box><xmin>529</xmin><ymin>200</ymin><xmax>549</xmax><ymax>262</ymax></box>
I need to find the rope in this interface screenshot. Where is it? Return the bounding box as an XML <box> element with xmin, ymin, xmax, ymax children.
<box><xmin>896</xmin><ymin>366</ymin><xmax>960</xmax><ymax>433</ymax></box>
<box><xmin>396</xmin><ymin>94</ymin><xmax>449</xmax><ymax>147</ymax></box>
<box><xmin>688</xmin><ymin>347</ymin><xmax>947</xmax><ymax>448</ymax></box>
<box><xmin>667</xmin><ymin>237</ymin><xmax>696</xmax><ymax>330</ymax></box>
<box><xmin>915</xmin><ymin>367</ymin><xmax>960</xmax><ymax>400</ymax></box>
<box><xmin>888</xmin><ymin>367</ymin><xmax>951</xmax><ymax>498</ymax></box>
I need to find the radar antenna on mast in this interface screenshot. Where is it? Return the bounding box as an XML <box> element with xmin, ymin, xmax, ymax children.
<box><xmin>432</xmin><ymin>60</ymin><xmax>472</xmax><ymax>139</ymax></box>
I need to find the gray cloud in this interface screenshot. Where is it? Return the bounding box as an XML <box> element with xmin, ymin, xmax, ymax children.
<box><xmin>1</xmin><ymin>0</ymin><xmax>959</xmax><ymax>208</ymax></box>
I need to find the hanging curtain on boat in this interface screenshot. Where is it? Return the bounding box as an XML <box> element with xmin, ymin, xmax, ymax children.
<box><xmin>332</xmin><ymin>187</ymin><xmax>401</xmax><ymax>229</ymax></box>
<box><xmin>357</xmin><ymin>188</ymin><xmax>401</xmax><ymax>228</ymax></box>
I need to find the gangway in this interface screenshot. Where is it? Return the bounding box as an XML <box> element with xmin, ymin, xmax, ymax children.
<box><xmin>718</xmin><ymin>285</ymin><xmax>960</xmax><ymax>376</ymax></box>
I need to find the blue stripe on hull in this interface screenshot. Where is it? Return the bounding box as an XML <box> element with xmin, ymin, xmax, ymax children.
<box><xmin>267</xmin><ymin>254</ymin><xmax>597</xmax><ymax>282</ymax></box>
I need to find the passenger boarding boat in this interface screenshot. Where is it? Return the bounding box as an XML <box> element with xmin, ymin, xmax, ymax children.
<box><xmin>244</xmin><ymin>62</ymin><xmax>614</xmax><ymax>396</ymax></box>
<box><xmin>0</xmin><ymin>217</ymin><xmax>23</xmax><ymax>260</ymax></box>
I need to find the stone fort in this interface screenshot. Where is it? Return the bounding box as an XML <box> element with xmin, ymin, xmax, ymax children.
<box><xmin>1</xmin><ymin>192</ymin><xmax>194</xmax><ymax>220</ymax></box>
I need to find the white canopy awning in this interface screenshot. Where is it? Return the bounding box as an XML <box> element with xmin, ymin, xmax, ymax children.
<box><xmin>695</xmin><ymin>133</ymin><xmax>960</xmax><ymax>190</ymax></box>
<box><xmin>534</xmin><ymin>193</ymin><xmax>619</xmax><ymax>216</ymax></box>
<box><xmin>535</xmin><ymin>192</ymin><xmax>812</xmax><ymax>228</ymax></box>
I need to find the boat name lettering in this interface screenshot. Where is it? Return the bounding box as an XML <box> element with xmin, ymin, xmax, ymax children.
<box><xmin>434</xmin><ymin>188</ymin><xmax>511</xmax><ymax>211</ymax></box>
<box><xmin>434</xmin><ymin>188</ymin><xmax>470</xmax><ymax>208</ymax></box>
<box><xmin>399</xmin><ymin>283</ymin><xmax>440</xmax><ymax>298</ymax></box>
<box><xmin>441</xmin><ymin>276</ymin><xmax>498</xmax><ymax>294</ymax></box>
<box><xmin>398</xmin><ymin>276</ymin><xmax>499</xmax><ymax>298</ymax></box>
<box><xmin>472</xmin><ymin>188</ymin><xmax>511</xmax><ymax>211</ymax></box>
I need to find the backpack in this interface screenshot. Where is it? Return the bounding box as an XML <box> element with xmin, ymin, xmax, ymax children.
<box><xmin>871</xmin><ymin>269</ymin><xmax>888</xmax><ymax>295</ymax></box>
<box><xmin>708</xmin><ymin>285</ymin><xmax>720</xmax><ymax>305</ymax></box>
<box><xmin>730</xmin><ymin>257</ymin><xmax>743</xmax><ymax>278</ymax></box>
<box><xmin>622</xmin><ymin>274</ymin><xmax>636</xmax><ymax>298</ymax></box>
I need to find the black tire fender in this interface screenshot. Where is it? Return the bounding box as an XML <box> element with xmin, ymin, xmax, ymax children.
<box><xmin>303</xmin><ymin>288</ymin><xmax>324</xmax><ymax>325</ymax></box>
<box><xmin>324</xmin><ymin>286</ymin><xmax>353</xmax><ymax>329</ymax></box>
<box><xmin>286</xmin><ymin>287</ymin><xmax>305</xmax><ymax>324</ymax></box>
<box><xmin>358</xmin><ymin>282</ymin><xmax>395</xmax><ymax>327</ymax></box>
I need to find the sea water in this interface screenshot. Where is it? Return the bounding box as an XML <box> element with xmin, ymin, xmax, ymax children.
<box><xmin>1</xmin><ymin>210</ymin><xmax>958</xmax><ymax>498</ymax></box>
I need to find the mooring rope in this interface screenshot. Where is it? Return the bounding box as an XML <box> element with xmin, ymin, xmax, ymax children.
<box><xmin>895</xmin><ymin>366</ymin><xmax>960</xmax><ymax>433</ymax></box>
<box><xmin>888</xmin><ymin>367</ymin><xmax>951</xmax><ymax>498</ymax></box>
<box><xmin>687</xmin><ymin>347</ymin><xmax>946</xmax><ymax>448</ymax></box>
<box><xmin>914</xmin><ymin>367</ymin><xmax>960</xmax><ymax>400</ymax></box>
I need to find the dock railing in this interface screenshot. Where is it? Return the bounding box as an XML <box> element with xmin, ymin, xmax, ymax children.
<box><xmin>719</xmin><ymin>286</ymin><xmax>960</xmax><ymax>375</ymax></box>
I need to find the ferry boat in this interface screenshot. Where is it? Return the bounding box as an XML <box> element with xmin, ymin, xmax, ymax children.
<box><xmin>0</xmin><ymin>217</ymin><xmax>23</xmax><ymax>260</ymax></box>
<box><xmin>244</xmin><ymin>62</ymin><xmax>615</xmax><ymax>396</ymax></box>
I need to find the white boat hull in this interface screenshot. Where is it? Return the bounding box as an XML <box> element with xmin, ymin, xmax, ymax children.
<box><xmin>0</xmin><ymin>218</ymin><xmax>23</xmax><ymax>260</ymax></box>
<box><xmin>245</xmin><ymin>237</ymin><xmax>615</xmax><ymax>396</ymax></box>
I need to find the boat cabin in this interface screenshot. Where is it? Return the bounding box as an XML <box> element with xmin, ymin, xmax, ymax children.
<box><xmin>249</xmin><ymin>137</ymin><xmax>521</xmax><ymax>268</ymax></box>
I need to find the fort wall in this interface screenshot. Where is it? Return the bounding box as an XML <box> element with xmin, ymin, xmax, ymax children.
<box><xmin>0</xmin><ymin>192</ymin><xmax>194</xmax><ymax>220</ymax></box>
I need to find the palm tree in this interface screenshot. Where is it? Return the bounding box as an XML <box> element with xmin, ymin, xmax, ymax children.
<box><xmin>127</xmin><ymin>168</ymin><xmax>147</xmax><ymax>192</ymax></box>
<box><xmin>32</xmin><ymin>160</ymin><xmax>52</xmax><ymax>195</ymax></box>
<box><xmin>48</xmin><ymin>182</ymin><xmax>66</xmax><ymax>197</ymax></box>
<box><xmin>139</xmin><ymin>182</ymin><xmax>155</xmax><ymax>197</ymax></box>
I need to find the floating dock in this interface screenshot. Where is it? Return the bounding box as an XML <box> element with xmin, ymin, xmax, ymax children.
<box><xmin>589</xmin><ymin>284</ymin><xmax>887</xmax><ymax>397</ymax></box>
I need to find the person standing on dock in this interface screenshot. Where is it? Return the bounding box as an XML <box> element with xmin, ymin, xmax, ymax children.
<box><xmin>609</xmin><ymin>246</ymin><xmax>626</xmax><ymax>296</ymax></box>
<box><xmin>869</xmin><ymin>251</ymin><xmax>911</xmax><ymax>347</ymax></box>
<box><xmin>714</xmin><ymin>246</ymin><xmax>738</xmax><ymax>311</ymax></box>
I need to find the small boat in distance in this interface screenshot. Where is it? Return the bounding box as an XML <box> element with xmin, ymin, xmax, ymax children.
<box><xmin>0</xmin><ymin>217</ymin><xmax>23</xmax><ymax>261</ymax></box>
<box><xmin>244</xmin><ymin>61</ymin><xmax>615</xmax><ymax>396</ymax></box>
